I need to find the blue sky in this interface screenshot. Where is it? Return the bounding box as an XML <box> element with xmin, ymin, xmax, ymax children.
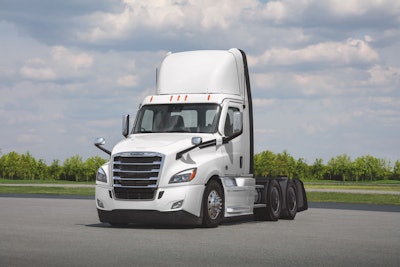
<box><xmin>1</xmin><ymin>0</ymin><xmax>399</xmax><ymax>164</ymax></box>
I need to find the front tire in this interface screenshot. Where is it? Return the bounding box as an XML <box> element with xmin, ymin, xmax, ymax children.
<box><xmin>202</xmin><ymin>180</ymin><xmax>224</xmax><ymax>228</ymax></box>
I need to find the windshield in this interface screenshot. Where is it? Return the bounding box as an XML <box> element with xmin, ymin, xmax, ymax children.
<box><xmin>133</xmin><ymin>104</ymin><xmax>221</xmax><ymax>134</ymax></box>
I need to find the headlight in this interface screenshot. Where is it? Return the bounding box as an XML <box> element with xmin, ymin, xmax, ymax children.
<box><xmin>96</xmin><ymin>168</ymin><xmax>107</xmax><ymax>183</ymax></box>
<box><xmin>169</xmin><ymin>168</ymin><xmax>197</xmax><ymax>184</ymax></box>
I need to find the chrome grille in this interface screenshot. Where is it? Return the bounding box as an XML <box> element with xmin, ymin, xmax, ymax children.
<box><xmin>112</xmin><ymin>152</ymin><xmax>164</xmax><ymax>200</ymax></box>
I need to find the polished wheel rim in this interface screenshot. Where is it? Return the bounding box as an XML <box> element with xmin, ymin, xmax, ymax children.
<box><xmin>207</xmin><ymin>190</ymin><xmax>223</xmax><ymax>220</ymax></box>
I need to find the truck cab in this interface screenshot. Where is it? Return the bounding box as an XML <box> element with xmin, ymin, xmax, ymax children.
<box><xmin>94</xmin><ymin>48</ymin><xmax>307</xmax><ymax>227</ymax></box>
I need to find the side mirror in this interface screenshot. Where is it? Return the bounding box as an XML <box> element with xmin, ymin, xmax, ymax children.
<box><xmin>94</xmin><ymin>137</ymin><xmax>111</xmax><ymax>155</ymax></box>
<box><xmin>122</xmin><ymin>114</ymin><xmax>130</xmax><ymax>137</ymax></box>
<box><xmin>233</xmin><ymin>111</ymin><xmax>243</xmax><ymax>134</ymax></box>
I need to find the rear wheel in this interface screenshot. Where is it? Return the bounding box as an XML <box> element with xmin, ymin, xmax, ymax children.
<box><xmin>202</xmin><ymin>180</ymin><xmax>224</xmax><ymax>228</ymax></box>
<box><xmin>254</xmin><ymin>179</ymin><xmax>282</xmax><ymax>221</ymax></box>
<box><xmin>282</xmin><ymin>180</ymin><xmax>297</xmax><ymax>220</ymax></box>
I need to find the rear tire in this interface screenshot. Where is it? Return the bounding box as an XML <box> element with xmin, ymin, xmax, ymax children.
<box><xmin>202</xmin><ymin>180</ymin><xmax>224</xmax><ymax>228</ymax></box>
<box><xmin>254</xmin><ymin>179</ymin><xmax>282</xmax><ymax>221</ymax></box>
<box><xmin>282</xmin><ymin>180</ymin><xmax>297</xmax><ymax>220</ymax></box>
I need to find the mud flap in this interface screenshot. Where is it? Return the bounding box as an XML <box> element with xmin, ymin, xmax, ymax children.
<box><xmin>293</xmin><ymin>178</ymin><xmax>308</xmax><ymax>212</ymax></box>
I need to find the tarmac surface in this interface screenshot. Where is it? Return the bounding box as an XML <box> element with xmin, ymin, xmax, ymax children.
<box><xmin>0</xmin><ymin>195</ymin><xmax>399</xmax><ymax>267</ymax></box>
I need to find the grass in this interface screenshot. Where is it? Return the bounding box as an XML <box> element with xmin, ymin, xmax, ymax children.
<box><xmin>0</xmin><ymin>178</ymin><xmax>93</xmax><ymax>185</ymax></box>
<box><xmin>1</xmin><ymin>178</ymin><xmax>400</xmax><ymax>206</ymax></box>
<box><xmin>304</xmin><ymin>184</ymin><xmax>400</xmax><ymax>192</ymax></box>
<box><xmin>305</xmin><ymin>179</ymin><xmax>400</xmax><ymax>185</ymax></box>
<box><xmin>307</xmin><ymin>192</ymin><xmax>400</xmax><ymax>206</ymax></box>
<box><xmin>304</xmin><ymin>180</ymin><xmax>400</xmax><ymax>206</ymax></box>
<box><xmin>0</xmin><ymin>185</ymin><xmax>94</xmax><ymax>196</ymax></box>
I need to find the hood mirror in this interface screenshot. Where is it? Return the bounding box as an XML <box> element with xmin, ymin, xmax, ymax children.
<box><xmin>191</xmin><ymin>137</ymin><xmax>203</xmax><ymax>146</ymax></box>
<box><xmin>94</xmin><ymin>137</ymin><xmax>105</xmax><ymax>146</ymax></box>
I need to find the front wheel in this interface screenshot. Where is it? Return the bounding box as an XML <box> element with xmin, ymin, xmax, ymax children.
<box><xmin>202</xmin><ymin>180</ymin><xmax>224</xmax><ymax>228</ymax></box>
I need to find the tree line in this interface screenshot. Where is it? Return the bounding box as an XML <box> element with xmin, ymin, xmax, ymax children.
<box><xmin>0</xmin><ymin>151</ymin><xmax>107</xmax><ymax>182</ymax></box>
<box><xmin>1</xmin><ymin>150</ymin><xmax>399</xmax><ymax>182</ymax></box>
<box><xmin>255</xmin><ymin>150</ymin><xmax>400</xmax><ymax>181</ymax></box>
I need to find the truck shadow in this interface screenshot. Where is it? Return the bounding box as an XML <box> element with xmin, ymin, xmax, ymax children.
<box><xmin>84</xmin><ymin>215</ymin><xmax>256</xmax><ymax>229</ymax></box>
<box><xmin>85</xmin><ymin>223</ymin><xmax>200</xmax><ymax>229</ymax></box>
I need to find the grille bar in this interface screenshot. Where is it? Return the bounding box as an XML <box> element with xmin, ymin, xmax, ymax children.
<box><xmin>113</xmin><ymin>169</ymin><xmax>160</xmax><ymax>173</ymax></box>
<box><xmin>114</xmin><ymin>184</ymin><xmax>157</xmax><ymax>189</ymax></box>
<box><xmin>113</xmin><ymin>162</ymin><xmax>162</xmax><ymax>165</ymax></box>
<box><xmin>114</xmin><ymin>177</ymin><xmax>158</xmax><ymax>181</ymax></box>
<box><xmin>112</xmin><ymin>152</ymin><xmax>164</xmax><ymax>200</ymax></box>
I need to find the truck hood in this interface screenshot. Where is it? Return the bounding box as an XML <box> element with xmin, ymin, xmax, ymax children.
<box><xmin>112</xmin><ymin>133</ymin><xmax>213</xmax><ymax>156</ymax></box>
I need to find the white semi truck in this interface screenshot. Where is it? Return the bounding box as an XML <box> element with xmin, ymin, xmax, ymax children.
<box><xmin>94</xmin><ymin>48</ymin><xmax>307</xmax><ymax>227</ymax></box>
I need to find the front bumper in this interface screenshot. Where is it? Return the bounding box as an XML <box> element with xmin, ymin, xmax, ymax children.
<box><xmin>98</xmin><ymin>209</ymin><xmax>202</xmax><ymax>225</ymax></box>
<box><xmin>95</xmin><ymin>184</ymin><xmax>205</xmax><ymax>224</ymax></box>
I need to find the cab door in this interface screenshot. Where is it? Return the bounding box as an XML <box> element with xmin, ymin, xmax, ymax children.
<box><xmin>221</xmin><ymin>103</ymin><xmax>244</xmax><ymax>176</ymax></box>
<box><xmin>221</xmin><ymin>102</ymin><xmax>255</xmax><ymax>214</ymax></box>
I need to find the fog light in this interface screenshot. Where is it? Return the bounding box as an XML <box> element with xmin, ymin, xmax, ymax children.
<box><xmin>97</xmin><ymin>198</ymin><xmax>104</xmax><ymax>208</ymax></box>
<box><xmin>171</xmin><ymin>200</ymin><xmax>183</xmax><ymax>209</ymax></box>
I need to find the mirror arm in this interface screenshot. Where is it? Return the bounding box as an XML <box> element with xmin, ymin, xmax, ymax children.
<box><xmin>94</xmin><ymin>144</ymin><xmax>111</xmax><ymax>155</ymax></box>
<box><xmin>222</xmin><ymin>130</ymin><xmax>243</xmax><ymax>144</ymax></box>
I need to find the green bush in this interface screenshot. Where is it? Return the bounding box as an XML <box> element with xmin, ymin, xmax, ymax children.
<box><xmin>254</xmin><ymin>150</ymin><xmax>399</xmax><ymax>182</ymax></box>
<box><xmin>0</xmin><ymin>151</ymin><xmax>107</xmax><ymax>181</ymax></box>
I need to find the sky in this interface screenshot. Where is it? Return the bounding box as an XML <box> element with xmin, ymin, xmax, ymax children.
<box><xmin>0</xmin><ymin>0</ymin><xmax>399</xmax><ymax>165</ymax></box>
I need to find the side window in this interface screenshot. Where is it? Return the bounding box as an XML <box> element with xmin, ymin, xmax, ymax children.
<box><xmin>224</xmin><ymin>107</ymin><xmax>239</xmax><ymax>136</ymax></box>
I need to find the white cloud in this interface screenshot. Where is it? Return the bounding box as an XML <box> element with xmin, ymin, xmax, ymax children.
<box><xmin>252</xmin><ymin>68</ymin><xmax>374</xmax><ymax>98</ymax></box>
<box><xmin>253</xmin><ymin>98</ymin><xmax>278</xmax><ymax>108</ymax></box>
<box><xmin>196</xmin><ymin>0</ymin><xmax>258</xmax><ymax>29</ymax></box>
<box><xmin>301</xmin><ymin>122</ymin><xmax>324</xmax><ymax>135</ymax></box>
<box><xmin>51</xmin><ymin>46</ymin><xmax>93</xmax><ymax>70</ymax></box>
<box><xmin>367</xmin><ymin>65</ymin><xmax>400</xmax><ymax>87</ymax></box>
<box><xmin>364</xmin><ymin>35</ymin><xmax>374</xmax><ymax>42</ymax></box>
<box><xmin>20</xmin><ymin>64</ymin><xmax>57</xmax><ymax>81</ymax></box>
<box><xmin>79</xmin><ymin>0</ymin><xmax>268</xmax><ymax>42</ymax></box>
<box><xmin>326</xmin><ymin>0</ymin><xmax>400</xmax><ymax>16</ymax></box>
<box><xmin>259</xmin><ymin>0</ymin><xmax>287</xmax><ymax>23</ymax></box>
<box><xmin>249</xmin><ymin>38</ymin><xmax>379</xmax><ymax>67</ymax></box>
<box><xmin>81</xmin><ymin>0</ymin><xmax>188</xmax><ymax>42</ymax></box>
<box><xmin>18</xmin><ymin>46</ymin><xmax>94</xmax><ymax>82</ymax></box>
<box><xmin>16</xmin><ymin>132</ymin><xmax>44</xmax><ymax>145</ymax></box>
<box><xmin>117</xmin><ymin>74</ymin><xmax>138</xmax><ymax>87</ymax></box>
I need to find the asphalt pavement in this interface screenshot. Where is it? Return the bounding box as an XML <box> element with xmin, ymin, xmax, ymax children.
<box><xmin>0</xmin><ymin>196</ymin><xmax>399</xmax><ymax>267</ymax></box>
